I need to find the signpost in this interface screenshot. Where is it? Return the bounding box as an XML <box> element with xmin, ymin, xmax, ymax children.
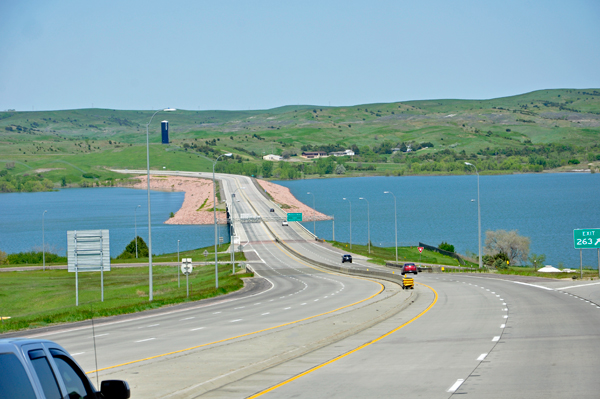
<box><xmin>181</xmin><ymin>258</ymin><xmax>193</xmax><ymax>298</ymax></box>
<box><xmin>67</xmin><ymin>230</ymin><xmax>110</xmax><ymax>306</ymax></box>
<box><xmin>418</xmin><ymin>246</ymin><xmax>423</xmax><ymax>263</ymax></box>
<box><xmin>573</xmin><ymin>229</ymin><xmax>600</xmax><ymax>279</ymax></box>
<box><xmin>287</xmin><ymin>213</ymin><xmax>302</xmax><ymax>222</ymax></box>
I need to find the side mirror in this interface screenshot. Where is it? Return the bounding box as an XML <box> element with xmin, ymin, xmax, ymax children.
<box><xmin>100</xmin><ymin>380</ymin><xmax>130</xmax><ymax>399</ymax></box>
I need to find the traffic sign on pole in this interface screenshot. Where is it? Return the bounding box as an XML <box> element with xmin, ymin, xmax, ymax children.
<box><xmin>573</xmin><ymin>229</ymin><xmax>600</xmax><ymax>249</ymax></box>
<box><xmin>287</xmin><ymin>213</ymin><xmax>302</xmax><ymax>222</ymax></box>
<box><xmin>418</xmin><ymin>247</ymin><xmax>424</xmax><ymax>253</ymax></box>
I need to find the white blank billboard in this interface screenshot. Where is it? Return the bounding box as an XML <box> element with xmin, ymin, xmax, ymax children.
<box><xmin>67</xmin><ymin>230</ymin><xmax>110</xmax><ymax>272</ymax></box>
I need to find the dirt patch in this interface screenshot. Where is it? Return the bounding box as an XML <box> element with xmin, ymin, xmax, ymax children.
<box><xmin>130</xmin><ymin>176</ymin><xmax>226</xmax><ymax>225</ymax></box>
<box><xmin>256</xmin><ymin>179</ymin><xmax>331</xmax><ymax>221</ymax></box>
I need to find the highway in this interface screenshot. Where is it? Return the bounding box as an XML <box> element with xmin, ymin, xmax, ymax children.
<box><xmin>15</xmin><ymin>170</ymin><xmax>600</xmax><ymax>398</ymax></box>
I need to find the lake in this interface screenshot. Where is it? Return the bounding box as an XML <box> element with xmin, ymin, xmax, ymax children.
<box><xmin>274</xmin><ymin>173</ymin><xmax>600</xmax><ymax>268</ymax></box>
<box><xmin>0</xmin><ymin>187</ymin><xmax>229</xmax><ymax>258</ymax></box>
<box><xmin>1</xmin><ymin>173</ymin><xmax>598</xmax><ymax>268</ymax></box>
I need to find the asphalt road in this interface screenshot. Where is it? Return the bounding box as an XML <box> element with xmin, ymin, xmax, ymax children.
<box><xmin>17</xmin><ymin>170</ymin><xmax>600</xmax><ymax>398</ymax></box>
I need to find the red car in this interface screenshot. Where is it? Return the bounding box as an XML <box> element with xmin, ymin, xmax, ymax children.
<box><xmin>401</xmin><ymin>263</ymin><xmax>418</xmax><ymax>275</ymax></box>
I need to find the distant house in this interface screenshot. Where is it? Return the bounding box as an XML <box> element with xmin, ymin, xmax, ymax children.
<box><xmin>263</xmin><ymin>154</ymin><xmax>283</xmax><ymax>161</ymax></box>
<box><xmin>301</xmin><ymin>151</ymin><xmax>327</xmax><ymax>159</ymax></box>
<box><xmin>329</xmin><ymin>149</ymin><xmax>355</xmax><ymax>157</ymax></box>
<box><xmin>392</xmin><ymin>148</ymin><xmax>401</xmax><ymax>152</ymax></box>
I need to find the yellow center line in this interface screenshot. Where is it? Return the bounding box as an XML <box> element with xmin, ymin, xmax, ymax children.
<box><xmin>247</xmin><ymin>282</ymin><xmax>438</xmax><ymax>398</ymax></box>
<box><xmin>87</xmin><ymin>184</ymin><xmax>386</xmax><ymax>376</ymax></box>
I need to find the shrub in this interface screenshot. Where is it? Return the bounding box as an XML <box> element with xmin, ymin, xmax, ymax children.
<box><xmin>117</xmin><ymin>237</ymin><xmax>148</xmax><ymax>259</ymax></box>
<box><xmin>439</xmin><ymin>241</ymin><xmax>455</xmax><ymax>252</ymax></box>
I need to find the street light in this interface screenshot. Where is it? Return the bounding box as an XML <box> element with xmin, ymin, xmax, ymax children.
<box><xmin>146</xmin><ymin>107</ymin><xmax>176</xmax><ymax>301</ymax></box>
<box><xmin>465</xmin><ymin>162</ymin><xmax>482</xmax><ymax>269</ymax></box>
<box><xmin>42</xmin><ymin>210</ymin><xmax>47</xmax><ymax>271</ymax></box>
<box><xmin>213</xmin><ymin>152</ymin><xmax>232</xmax><ymax>288</ymax></box>
<box><xmin>231</xmin><ymin>186</ymin><xmax>245</xmax><ymax>274</ymax></box>
<box><xmin>177</xmin><ymin>239</ymin><xmax>180</xmax><ymax>288</ymax></box>
<box><xmin>342</xmin><ymin>198</ymin><xmax>352</xmax><ymax>249</ymax></box>
<box><xmin>134</xmin><ymin>205</ymin><xmax>141</xmax><ymax>258</ymax></box>
<box><xmin>359</xmin><ymin>197</ymin><xmax>370</xmax><ymax>254</ymax></box>
<box><xmin>384</xmin><ymin>191</ymin><xmax>398</xmax><ymax>264</ymax></box>
<box><xmin>307</xmin><ymin>192</ymin><xmax>316</xmax><ymax>235</ymax></box>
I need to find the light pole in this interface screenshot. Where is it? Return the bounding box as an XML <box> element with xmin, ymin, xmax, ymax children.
<box><xmin>359</xmin><ymin>197</ymin><xmax>370</xmax><ymax>254</ymax></box>
<box><xmin>177</xmin><ymin>239</ymin><xmax>180</xmax><ymax>288</ymax></box>
<box><xmin>231</xmin><ymin>187</ymin><xmax>245</xmax><ymax>274</ymax></box>
<box><xmin>307</xmin><ymin>192</ymin><xmax>316</xmax><ymax>235</ymax></box>
<box><xmin>384</xmin><ymin>191</ymin><xmax>398</xmax><ymax>264</ymax></box>
<box><xmin>213</xmin><ymin>152</ymin><xmax>232</xmax><ymax>288</ymax></box>
<box><xmin>134</xmin><ymin>205</ymin><xmax>141</xmax><ymax>258</ymax></box>
<box><xmin>42</xmin><ymin>210</ymin><xmax>47</xmax><ymax>271</ymax></box>
<box><xmin>146</xmin><ymin>107</ymin><xmax>176</xmax><ymax>301</ymax></box>
<box><xmin>342</xmin><ymin>198</ymin><xmax>352</xmax><ymax>249</ymax></box>
<box><xmin>465</xmin><ymin>162</ymin><xmax>482</xmax><ymax>269</ymax></box>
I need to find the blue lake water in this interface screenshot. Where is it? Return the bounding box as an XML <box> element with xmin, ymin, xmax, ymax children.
<box><xmin>0</xmin><ymin>187</ymin><xmax>229</xmax><ymax>258</ymax></box>
<box><xmin>1</xmin><ymin>174</ymin><xmax>599</xmax><ymax>267</ymax></box>
<box><xmin>274</xmin><ymin>173</ymin><xmax>600</xmax><ymax>268</ymax></box>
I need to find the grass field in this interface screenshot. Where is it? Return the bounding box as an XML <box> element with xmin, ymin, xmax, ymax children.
<box><xmin>0</xmin><ymin>264</ymin><xmax>252</xmax><ymax>333</ymax></box>
<box><xmin>329</xmin><ymin>241</ymin><xmax>477</xmax><ymax>267</ymax></box>
<box><xmin>1</xmin><ymin>88</ymin><xmax>599</xmax><ymax>188</ymax></box>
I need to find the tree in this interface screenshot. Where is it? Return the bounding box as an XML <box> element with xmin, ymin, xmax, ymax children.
<box><xmin>335</xmin><ymin>164</ymin><xmax>346</xmax><ymax>175</ymax></box>
<box><xmin>117</xmin><ymin>236</ymin><xmax>148</xmax><ymax>259</ymax></box>
<box><xmin>261</xmin><ymin>161</ymin><xmax>273</xmax><ymax>178</ymax></box>
<box><xmin>439</xmin><ymin>242</ymin><xmax>455</xmax><ymax>252</ymax></box>
<box><xmin>0</xmin><ymin>250</ymin><xmax>7</xmax><ymax>265</ymax></box>
<box><xmin>528</xmin><ymin>253</ymin><xmax>546</xmax><ymax>270</ymax></box>
<box><xmin>484</xmin><ymin>229</ymin><xmax>530</xmax><ymax>265</ymax></box>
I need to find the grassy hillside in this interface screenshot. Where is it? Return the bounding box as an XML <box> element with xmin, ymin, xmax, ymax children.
<box><xmin>1</xmin><ymin>89</ymin><xmax>599</xmax><ymax>188</ymax></box>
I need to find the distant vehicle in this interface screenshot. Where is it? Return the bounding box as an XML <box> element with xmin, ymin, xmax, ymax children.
<box><xmin>342</xmin><ymin>254</ymin><xmax>352</xmax><ymax>263</ymax></box>
<box><xmin>401</xmin><ymin>263</ymin><xmax>418</xmax><ymax>275</ymax></box>
<box><xmin>0</xmin><ymin>337</ymin><xmax>130</xmax><ymax>399</ymax></box>
<box><xmin>270</xmin><ymin>208</ymin><xmax>275</xmax><ymax>212</ymax></box>
<box><xmin>282</xmin><ymin>221</ymin><xmax>288</xmax><ymax>226</ymax></box>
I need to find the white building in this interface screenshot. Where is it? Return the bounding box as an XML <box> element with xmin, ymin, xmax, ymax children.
<box><xmin>263</xmin><ymin>154</ymin><xmax>283</xmax><ymax>161</ymax></box>
<box><xmin>329</xmin><ymin>149</ymin><xmax>355</xmax><ymax>157</ymax></box>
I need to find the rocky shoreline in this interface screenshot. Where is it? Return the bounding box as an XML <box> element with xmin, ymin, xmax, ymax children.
<box><xmin>129</xmin><ymin>175</ymin><xmax>327</xmax><ymax>225</ymax></box>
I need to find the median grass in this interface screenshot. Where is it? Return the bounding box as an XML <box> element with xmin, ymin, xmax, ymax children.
<box><xmin>328</xmin><ymin>241</ymin><xmax>477</xmax><ymax>267</ymax></box>
<box><xmin>0</xmin><ymin>263</ymin><xmax>253</xmax><ymax>334</ymax></box>
<box><xmin>494</xmin><ymin>266</ymin><xmax>599</xmax><ymax>279</ymax></box>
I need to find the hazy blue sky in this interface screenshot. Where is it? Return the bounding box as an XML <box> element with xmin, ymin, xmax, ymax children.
<box><xmin>1</xmin><ymin>0</ymin><xmax>599</xmax><ymax>111</ymax></box>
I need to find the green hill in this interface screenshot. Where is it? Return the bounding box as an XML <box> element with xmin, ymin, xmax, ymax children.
<box><xmin>0</xmin><ymin>88</ymin><xmax>599</xmax><ymax>190</ymax></box>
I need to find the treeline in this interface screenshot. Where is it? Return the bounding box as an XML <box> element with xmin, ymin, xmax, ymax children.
<box><xmin>4</xmin><ymin>251</ymin><xmax>67</xmax><ymax>265</ymax></box>
<box><xmin>0</xmin><ymin>169</ymin><xmax>54</xmax><ymax>193</ymax></box>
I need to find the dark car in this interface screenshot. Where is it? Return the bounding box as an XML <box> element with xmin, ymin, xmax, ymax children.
<box><xmin>270</xmin><ymin>208</ymin><xmax>275</xmax><ymax>212</ymax></box>
<box><xmin>342</xmin><ymin>254</ymin><xmax>352</xmax><ymax>263</ymax></box>
<box><xmin>401</xmin><ymin>263</ymin><xmax>418</xmax><ymax>275</ymax></box>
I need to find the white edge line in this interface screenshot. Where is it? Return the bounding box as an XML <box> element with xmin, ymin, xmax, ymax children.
<box><xmin>28</xmin><ymin>274</ymin><xmax>276</xmax><ymax>339</ymax></box>
<box><xmin>557</xmin><ymin>282</ymin><xmax>600</xmax><ymax>290</ymax></box>
<box><xmin>448</xmin><ymin>379</ymin><xmax>465</xmax><ymax>393</ymax></box>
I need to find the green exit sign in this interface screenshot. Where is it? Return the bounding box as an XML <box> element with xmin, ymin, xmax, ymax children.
<box><xmin>573</xmin><ymin>229</ymin><xmax>600</xmax><ymax>249</ymax></box>
<box><xmin>287</xmin><ymin>213</ymin><xmax>302</xmax><ymax>222</ymax></box>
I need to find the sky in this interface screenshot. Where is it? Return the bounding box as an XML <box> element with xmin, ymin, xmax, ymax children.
<box><xmin>1</xmin><ymin>0</ymin><xmax>599</xmax><ymax>112</ymax></box>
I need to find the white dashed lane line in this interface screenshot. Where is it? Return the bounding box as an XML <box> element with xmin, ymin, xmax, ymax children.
<box><xmin>261</xmin><ymin>313</ymin><xmax>270</xmax><ymax>316</ymax></box>
<box><xmin>180</xmin><ymin>317</ymin><xmax>195</xmax><ymax>321</ymax></box>
<box><xmin>71</xmin><ymin>352</ymin><xmax>84</xmax><ymax>356</ymax></box>
<box><xmin>492</xmin><ymin>336</ymin><xmax>500</xmax><ymax>342</ymax></box>
<box><xmin>284</xmin><ymin>307</ymin><xmax>291</xmax><ymax>310</ymax></box>
<box><xmin>213</xmin><ymin>312</ymin><xmax>222</xmax><ymax>314</ymax></box>
<box><xmin>136</xmin><ymin>338</ymin><xmax>156</xmax><ymax>343</ymax></box>
<box><xmin>477</xmin><ymin>353</ymin><xmax>487</xmax><ymax>361</ymax></box>
<box><xmin>190</xmin><ymin>327</ymin><xmax>205</xmax><ymax>331</ymax></box>
<box><xmin>230</xmin><ymin>319</ymin><xmax>242</xmax><ymax>323</ymax></box>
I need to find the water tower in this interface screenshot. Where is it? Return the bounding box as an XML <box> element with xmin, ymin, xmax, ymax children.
<box><xmin>161</xmin><ymin>121</ymin><xmax>169</xmax><ymax>144</ymax></box>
